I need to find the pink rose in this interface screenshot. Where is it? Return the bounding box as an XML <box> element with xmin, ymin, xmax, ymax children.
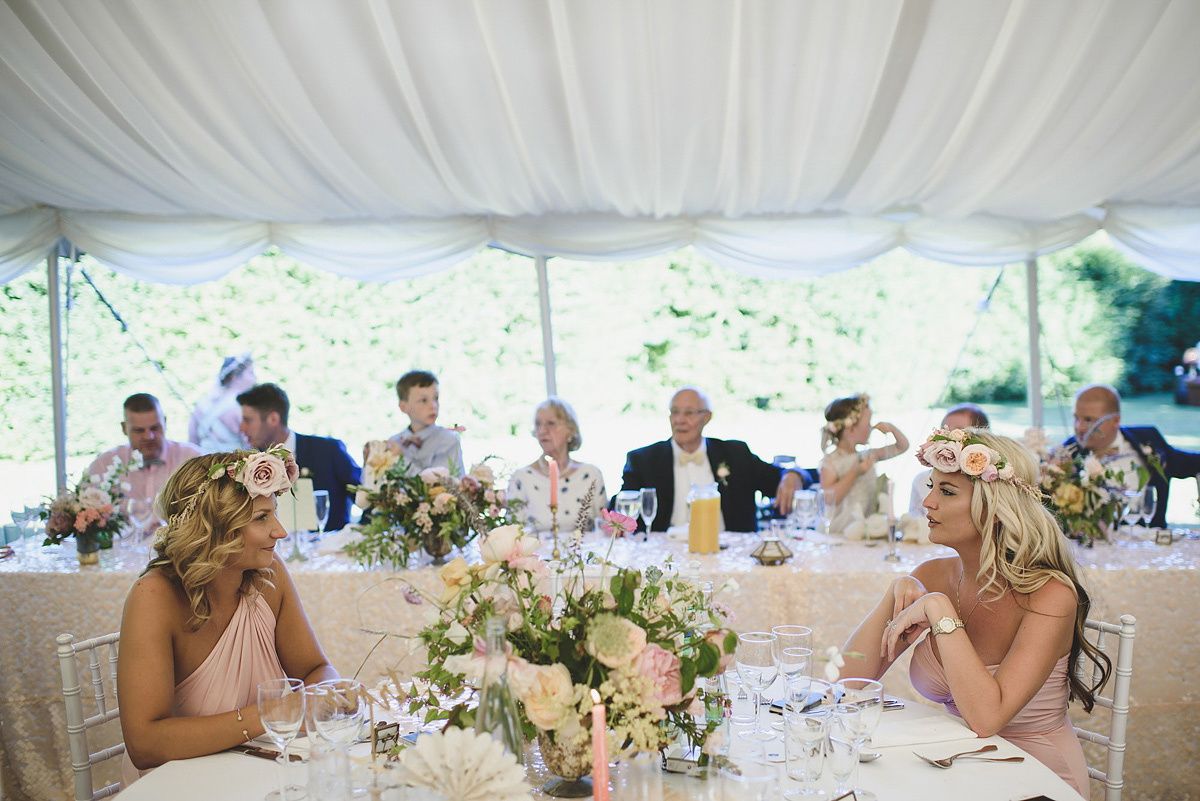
<box><xmin>704</xmin><ymin>628</ymin><xmax>736</xmax><ymax>673</ymax></box>
<box><xmin>959</xmin><ymin>444</ymin><xmax>996</xmax><ymax>477</ymax></box>
<box><xmin>236</xmin><ymin>452</ymin><xmax>293</xmax><ymax>497</ymax></box>
<box><xmin>921</xmin><ymin>440</ymin><xmax>962</xmax><ymax>473</ymax></box>
<box><xmin>979</xmin><ymin>464</ymin><xmax>999</xmax><ymax>482</ymax></box>
<box><xmin>629</xmin><ymin>643</ymin><xmax>683</xmax><ymax>708</ymax></box>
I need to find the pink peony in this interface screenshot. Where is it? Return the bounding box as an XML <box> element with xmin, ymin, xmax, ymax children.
<box><xmin>629</xmin><ymin>643</ymin><xmax>683</xmax><ymax>707</ymax></box>
<box><xmin>600</xmin><ymin>508</ymin><xmax>637</xmax><ymax>538</ymax></box>
<box><xmin>959</xmin><ymin>444</ymin><xmax>996</xmax><ymax>476</ymax></box>
<box><xmin>921</xmin><ymin>440</ymin><xmax>962</xmax><ymax>473</ymax></box>
<box><xmin>237</xmin><ymin>452</ymin><xmax>293</xmax><ymax>497</ymax></box>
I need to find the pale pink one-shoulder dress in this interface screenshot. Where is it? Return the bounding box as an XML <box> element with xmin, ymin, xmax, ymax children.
<box><xmin>120</xmin><ymin>593</ymin><xmax>287</xmax><ymax>788</ymax></box>
<box><xmin>909</xmin><ymin>634</ymin><xmax>1089</xmax><ymax>795</ymax></box>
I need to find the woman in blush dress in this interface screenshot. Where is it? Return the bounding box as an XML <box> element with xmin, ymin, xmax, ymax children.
<box><xmin>117</xmin><ymin>448</ymin><xmax>338</xmax><ymax>787</ymax></box>
<box><xmin>507</xmin><ymin>397</ymin><xmax>607</xmax><ymax>537</ymax></box>
<box><xmin>838</xmin><ymin>429</ymin><xmax>1110</xmax><ymax>795</ymax></box>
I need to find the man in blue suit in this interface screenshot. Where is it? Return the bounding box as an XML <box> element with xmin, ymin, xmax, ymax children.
<box><xmin>1065</xmin><ymin>384</ymin><xmax>1200</xmax><ymax>529</ymax></box>
<box><xmin>237</xmin><ymin>383</ymin><xmax>362</xmax><ymax>531</ymax></box>
<box><xmin>618</xmin><ymin>386</ymin><xmax>810</xmax><ymax>533</ymax></box>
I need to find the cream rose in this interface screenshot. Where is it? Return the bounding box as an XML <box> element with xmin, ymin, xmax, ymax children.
<box><xmin>468</xmin><ymin>463</ymin><xmax>496</xmax><ymax>485</ymax></box>
<box><xmin>418</xmin><ymin>466</ymin><xmax>452</xmax><ymax>486</ymax></box>
<box><xmin>510</xmin><ymin>663</ymin><xmax>575</xmax><ymax>730</ymax></box>
<box><xmin>921</xmin><ymin>440</ymin><xmax>962</xmax><ymax>472</ymax></box>
<box><xmin>237</xmin><ymin>452</ymin><xmax>292</xmax><ymax>497</ymax></box>
<box><xmin>959</xmin><ymin>444</ymin><xmax>997</xmax><ymax>476</ymax></box>
<box><xmin>1052</xmin><ymin>483</ymin><xmax>1086</xmax><ymax>514</ymax></box>
<box><xmin>480</xmin><ymin>524</ymin><xmax>539</xmax><ymax>566</ymax></box>
<box><xmin>78</xmin><ymin>486</ymin><xmax>112</xmax><ymax>510</ymax></box>
<box><xmin>1083</xmin><ymin>455</ymin><xmax>1105</xmax><ymax>479</ymax></box>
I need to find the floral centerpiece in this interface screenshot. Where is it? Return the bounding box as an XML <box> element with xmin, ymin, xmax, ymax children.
<box><xmin>1022</xmin><ymin>430</ymin><xmax>1159</xmax><ymax>546</ymax></box>
<box><xmin>348</xmin><ymin>441</ymin><xmax>516</xmax><ymax>568</ymax></box>
<box><xmin>40</xmin><ymin>456</ymin><xmax>133</xmax><ymax>559</ymax></box>
<box><xmin>409</xmin><ymin>513</ymin><xmax>737</xmax><ymax>763</ymax></box>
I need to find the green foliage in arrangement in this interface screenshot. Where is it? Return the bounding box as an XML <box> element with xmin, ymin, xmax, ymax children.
<box><xmin>0</xmin><ymin>235</ymin><xmax>1195</xmax><ymax>463</ymax></box>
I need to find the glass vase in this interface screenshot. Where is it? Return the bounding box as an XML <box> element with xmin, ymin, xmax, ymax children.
<box><xmin>76</xmin><ymin>532</ymin><xmax>100</xmax><ymax>565</ymax></box>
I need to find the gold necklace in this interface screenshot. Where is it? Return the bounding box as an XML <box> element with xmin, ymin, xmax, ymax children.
<box><xmin>955</xmin><ymin>565</ymin><xmax>983</xmax><ymax>626</ymax></box>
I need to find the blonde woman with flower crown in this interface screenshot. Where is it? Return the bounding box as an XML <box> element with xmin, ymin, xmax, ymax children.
<box><xmin>818</xmin><ymin>394</ymin><xmax>908</xmax><ymax>537</ymax></box>
<box><xmin>838</xmin><ymin>429</ymin><xmax>1110</xmax><ymax>795</ymax></box>
<box><xmin>117</xmin><ymin>448</ymin><xmax>338</xmax><ymax>787</ymax></box>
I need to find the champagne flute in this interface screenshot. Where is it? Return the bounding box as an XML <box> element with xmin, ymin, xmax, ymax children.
<box><xmin>258</xmin><ymin>677</ymin><xmax>306</xmax><ymax>801</ymax></box>
<box><xmin>639</xmin><ymin>487</ymin><xmax>658</xmax><ymax>533</ymax></box>
<box><xmin>1141</xmin><ymin>485</ymin><xmax>1158</xmax><ymax>528</ymax></box>
<box><xmin>735</xmin><ymin>631</ymin><xmax>778</xmax><ymax>741</ymax></box>
<box><xmin>313</xmin><ymin>490</ymin><xmax>331</xmax><ymax>537</ymax></box>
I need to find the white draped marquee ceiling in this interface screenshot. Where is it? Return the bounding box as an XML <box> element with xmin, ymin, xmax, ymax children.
<box><xmin>2</xmin><ymin>0</ymin><xmax>1200</xmax><ymax>284</ymax></box>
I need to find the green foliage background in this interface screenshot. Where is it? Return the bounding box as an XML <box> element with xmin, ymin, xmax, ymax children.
<box><xmin>1</xmin><ymin>234</ymin><xmax>1196</xmax><ymax>468</ymax></box>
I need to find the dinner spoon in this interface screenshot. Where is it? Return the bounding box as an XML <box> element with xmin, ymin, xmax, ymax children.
<box><xmin>916</xmin><ymin>752</ymin><xmax>1025</xmax><ymax>769</ymax></box>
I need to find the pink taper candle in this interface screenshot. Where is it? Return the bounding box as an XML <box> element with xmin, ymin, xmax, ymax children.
<box><xmin>547</xmin><ymin>456</ymin><xmax>559</xmax><ymax>507</ymax></box>
<box><xmin>590</xmin><ymin>689</ymin><xmax>609</xmax><ymax>800</ymax></box>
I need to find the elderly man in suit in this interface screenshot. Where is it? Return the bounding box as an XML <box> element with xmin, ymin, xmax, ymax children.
<box><xmin>237</xmin><ymin>382</ymin><xmax>362</xmax><ymax>531</ymax></box>
<box><xmin>618</xmin><ymin>386</ymin><xmax>809</xmax><ymax>533</ymax></box>
<box><xmin>1064</xmin><ymin>384</ymin><xmax>1200</xmax><ymax>529</ymax></box>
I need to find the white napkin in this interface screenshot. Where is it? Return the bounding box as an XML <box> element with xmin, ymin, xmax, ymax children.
<box><xmin>666</xmin><ymin>525</ymin><xmax>688</xmax><ymax>542</ymax></box>
<box><xmin>316</xmin><ymin>526</ymin><xmax>364</xmax><ymax>555</ymax></box>
<box><xmin>871</xmin><ymin>713</ymin><xmax>977</xmax><ymax>748</ymax></box>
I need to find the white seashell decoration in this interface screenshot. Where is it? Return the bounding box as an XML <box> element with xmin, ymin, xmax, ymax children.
<box><xmin>398</xmin><ymin>727</ymin><xmax>531</xmax><ymax>801</ymax></box>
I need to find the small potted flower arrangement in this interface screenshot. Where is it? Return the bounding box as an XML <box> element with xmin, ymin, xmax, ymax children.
<box><xmin>40</xmin><ymin>457</ymin><xmax>133</xmax><ymax>564</ymax></box>
<box><xmin>348</xmin><ymin>442</ymin><xmax>516</xmax><ymax>568</ymax></box>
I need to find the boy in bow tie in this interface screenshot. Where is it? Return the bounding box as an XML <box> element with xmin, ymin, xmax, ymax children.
<box><xmin>387</xmin><ymin>370</ymin><xmax>465</xmax><ymax>476</ymax></box>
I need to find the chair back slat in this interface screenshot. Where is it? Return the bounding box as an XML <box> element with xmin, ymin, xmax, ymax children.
<box><xmin>1075</xmin><ymin>614</ymin><xmax>1136</xmax><ymax>801</ymax></box>
<box><xmin>56</xmin><ymin>632</ymin><xmax>124</xmax><ymax>801</ymax></box>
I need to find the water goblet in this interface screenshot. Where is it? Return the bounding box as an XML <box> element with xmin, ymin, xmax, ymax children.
<box><xmin>10</xmin><ymin>504</ymin><xmax>31</xmax><ymax>553</ymax></box>
<box><xmin>735</xmin><ymin>631</ymin><xmax>778</xmax><ymax>741</ymax></box>
<box><xmin>615</xmin><ymin>490</ymin><xmax>642</xmax><ymax>523</ymax></box>
<box><xmin>639</xmin><ymin>487</ymin><xmax>658</xmax><ymax>534</ymax></box>
<box><xmin>816</xmin><ymin>489</ymin><xmax>836</xmax><ymax>536</ymax></box>
<box><xmin>792</xmin><ymin>489</ymin><xmax>817</xmax><ymax>535</ymax></box>
<box><xmin>834</xmin><ymin>679</ymin><xmax>883</xmax><ymax>800</ymax></box>
<box><xmin>128</xmin><ymin>498</ymin><xmax>155</xmax><ymax>542</ymax></box>
<box><xmin>258</xmin><ymin>677</ymin><xmax>306</xmax><ymax>801</ymax></box>
<box><xmin>783</xmin><ymin>705</ymin><xmax>830</xmax><ymax>798</ymax></box>
<box><xmin>1119</xmin><ymin>490</ymin><xmax>1143</xmax><ymax>539</ymax></box>
<box><xmin>826</xmin><ymin>714</ymin><xmax>860</xmax><ymax>801</ymax></box>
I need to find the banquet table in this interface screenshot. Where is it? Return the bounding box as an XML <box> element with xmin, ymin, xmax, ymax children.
<box><xmin>114</xmin><ymin>702</ymin><xmax>1084</xmax><ymax>801</ymax></box>
<box><xmin>2</xmin><ymin>530</ymin><xmax>1198</xmax><ymax>801</ymax></box>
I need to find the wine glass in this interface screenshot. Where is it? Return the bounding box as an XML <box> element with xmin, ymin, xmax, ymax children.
<box><xmin>816</xmin><ymin>489</ymin><xmax>836</xmax><ymax>536</ymax></box>
<box><xmin>835</xmin><ymin>679</ymin><xmax>883</xmax><ymax>801</ymax></box>
<box><xmin>792</xmin><ymin>489</ymin><xmax>817</xmax><ymax>535</ymax></box>
<box><xmin>308</xmin><ymin>679</ymin><xmax>367</xmax><ymax>797</ymax></box>
<box><xmin>783</xmin><ymin>705</ymin><xmax>830</xmax><ymax>797</ymax></box>
<box><xmin>10</xmin><ymin>504</ymin><xmax>31</xmax><ymax>553</ymax></box>
<box><xmin>1119</xmin><ymin>490</ymin><xmax>1143</xmax><ymax>539</ymax></box>
<box><xmin>258</xmin><ymin>677</ymin><xmax>306</xmax><ymax>801</ymax></box>
<box><xmin>735</xmin><ymin>631</ymin><xmax>778</xmax><ymax>741</ymax></box>
<box><xmin>128</xmin><ymin>498</ymin><xmax>154</xmax><ymax>543</ymax></box>
<box><xmin>826</xmin><ymin>708</ymin><xmax>861</xmax><ymax>800</ymax></box>
<box><xmin>615</xmin><ymin>490</ymin><xmax>641</xmax><ymax>522</ymax></box>
<box><xmin>639</xmin><ymin>487</ymin><xmax>658</xmax><ymax>532</ymax></box>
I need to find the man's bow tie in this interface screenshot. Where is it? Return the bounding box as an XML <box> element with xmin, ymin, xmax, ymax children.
<box><xmin>1093</xmin><ymin>447</ymin><xmax>1121</xmax><ymax>461</ymax></box>
<box><xmin>400</xmin><ymin>433</ymin><xmax>423</xmax><ymax>449</ymax></box>
<box><xmin>678</xmin><ymin>451</ymin><xmax>705</xmax><ymax>467</ymax></box>
<box><xmin>141</xmin><ymin>458</ymin><xmax>166</xmax><ymax>468</ymax></box>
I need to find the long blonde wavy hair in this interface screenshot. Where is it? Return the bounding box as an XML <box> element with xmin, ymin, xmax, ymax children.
<box><xmin>960</xmin><ymin>430</ymin><xmax>1111</xmax><ymax>710</ymax></box>
<box><xmin>146</xmin><ymin>451</ymin><xmax>273</xmax><ymax>631</ymax></box>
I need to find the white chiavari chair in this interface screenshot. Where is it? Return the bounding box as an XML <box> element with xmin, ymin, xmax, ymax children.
<box><xmin>55</xmin><ymin>632</ymin><xmax>123</xmax><ymax>801</ymax></box>
<box><xmin>1075</xmin><ymin>614</ymin><xmax>1136</xmax><ymax>801</ymax></box>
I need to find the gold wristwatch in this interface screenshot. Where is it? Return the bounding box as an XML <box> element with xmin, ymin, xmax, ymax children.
<box><xmin>930</xmin><ymin>617</ymin><xmax>965</xmax><ymax>636</ymax></box>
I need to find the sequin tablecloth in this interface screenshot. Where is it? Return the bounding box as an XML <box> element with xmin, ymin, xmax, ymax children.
<box><xmin>2</xmin><ymin>534</ymin><xmax>1197</xmax><ymax>801</ymax></box>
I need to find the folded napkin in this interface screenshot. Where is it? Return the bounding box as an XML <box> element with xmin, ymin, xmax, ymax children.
<box><xmin>871</xmin><ymin>713</ymin><xmax>977</xmax><ymax>748</ymax></box>
<box><xmin>316</xmin><ymin>526</ymin><xmax>364</xmax><ymax>556</ymax></box>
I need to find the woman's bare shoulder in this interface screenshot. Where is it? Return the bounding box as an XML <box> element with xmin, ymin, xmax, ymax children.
<box><xmin>911</xmin><ymin>556</ymin><xmax>956</xmax><ymax>585</ymax></box>
<box><xmin>1026</xmin><ymin>575</ymin><xmax>1078</xmax><ymax>617</ymax></box>
<box><xmin>123</xmin><ymin>569</ymin><xmax>190</xmax><ymax>630</ymax></box>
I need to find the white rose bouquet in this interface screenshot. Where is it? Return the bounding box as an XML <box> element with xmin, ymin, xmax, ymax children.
<box><xmin>40</xmin><ymin>457</ymin><xmax>133</xmax><ymax>547</ymax></box>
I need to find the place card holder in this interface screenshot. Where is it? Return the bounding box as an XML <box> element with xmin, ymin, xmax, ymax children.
<box><xmin>373</xmin><ymin>721</ymin><xmax>400</xmax><ymax>754</ymax></box>
<box><xmin>1155</xmin><ymin>528</ymin><xmax>1173</xmax><ymax>545</ymax></box>
<box><xmin>231</xmin><ymin>743</ymin><xmax>303</xmax><ymax>762</ymax></box>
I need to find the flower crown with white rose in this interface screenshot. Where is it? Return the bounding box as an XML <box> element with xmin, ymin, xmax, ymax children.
<box><xmin>916</xmin><ymin>429</ymin><xmax>1038</xmax><ymax>496</ymax></box>
<box><xmin>824</xmin><ymin>393</ymin><xmax>869</xmax><ymax>437</ymax></box>
<box><xmin>168</xmin><ymin>446</ymin><xmax>299</xmax><ymax>530</ymax></box>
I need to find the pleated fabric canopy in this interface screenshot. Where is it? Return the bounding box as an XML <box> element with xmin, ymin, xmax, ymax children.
<box><xmin>2</xmin><ymin>0</ymin><xmax>1200</xmax><ymax>284</ymax></box>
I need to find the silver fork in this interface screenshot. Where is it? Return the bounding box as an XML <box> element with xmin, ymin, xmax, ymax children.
<box><xmin>912</xmin><ymin>743</ymin><xmax>996</xmax><ymax>766</ymax></box>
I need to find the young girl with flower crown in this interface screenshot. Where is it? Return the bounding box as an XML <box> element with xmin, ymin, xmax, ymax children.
<box><xmin>818</xmin><ymin>394</ymin><xmax>908</xmax><ymax>537</ymax></box>
<box><xmin>118</xmin><ymin>448</ymin><xmax>338</xmax><ymax>788</ymax></box>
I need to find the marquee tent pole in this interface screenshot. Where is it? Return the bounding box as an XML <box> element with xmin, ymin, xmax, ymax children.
<box><xmin>48</xmin><ymin>246</ymin><xmax>68</xmax><ymax>492</ymax></box>
<box><xmin>1026</xmin><ymin>258</ymin><xmax>1043</xmax><ymax>430</ymax></box>
<box><xmin>535</xmin><ymin>255</ymin><xmax>557</xmax><ymax>396</ymax></box>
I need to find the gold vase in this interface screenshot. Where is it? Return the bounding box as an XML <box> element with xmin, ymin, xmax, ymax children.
<box><xmin>76</xmin><ymin>532</ymin><xmax>100</xmax><ymax>565</ymax></box>
<box><xmin>536</xmin><ymin>729</ymin><xmax>593</xmax><ymax>798</ymax></box>
<box><xmin>421</xmin><ymin>530</ymin><xmax>453</xmax><ymax>565</ymax></box>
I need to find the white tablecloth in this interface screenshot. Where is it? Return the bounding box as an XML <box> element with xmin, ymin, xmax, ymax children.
<box><xmin>2</xmin><ymin>533</ymin><xmax>1197</xmax><ymax>800</ymax></box>
<box><xmin>115</xmin><ymin>703</ymin><xmax>1084</xmax><ymax>801</ymax></box>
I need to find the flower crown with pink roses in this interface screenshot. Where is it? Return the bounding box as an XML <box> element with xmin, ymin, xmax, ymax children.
<box><xmin>916</xmin><ymin>429</ymin><xmax>1038</xmax><ymax>496</ymax></box>
<box><xmin>168</xmin><ymin>446</ymin><xmax>299</xmax><ymax>530</ymax></box>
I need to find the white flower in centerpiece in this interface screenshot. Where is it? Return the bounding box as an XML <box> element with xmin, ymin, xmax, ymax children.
<box><xmin>362</xmin><ymin>439</ymin><xmax>399</xmax><ymax>487</ymax></box>
<box><xmin>398</xmin><ymin>727</ymin><xmax>530</xmax><ymax>801</ymax></box>
<box><xmin>78</xmin><ymin>487</ymin><xmax>112</xmax><ymax>510</ymax></box>
<box><xmin>823</xmin><ymin>646</ymin><xmax>845</xmax><ymax>682</ymax></box>
<box><xmin>1083</xmin><ymin>455</ymin><xmax>1105</xmax><ymax>479</ymax></box>
<box><xmin>468</xmin><ymin>462</ymin><xmax>495</xmax><ymax>485</ymax></box>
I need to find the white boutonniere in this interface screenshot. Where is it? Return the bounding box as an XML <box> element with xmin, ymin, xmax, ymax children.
<box><xmin>715</xmin><ymin>462</ymin><xmax>730</xmax><ymax>486</ymax></box>
<box><xmin>300</xmin><ymin>467</ymin><xmax>312</xmax><ymax>478</ymax></box>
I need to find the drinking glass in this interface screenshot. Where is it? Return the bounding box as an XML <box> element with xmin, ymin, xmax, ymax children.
<box><xmin>22</xmin><ymin>496</ymin><xmax>43</xmax><ymax>546</ymax></box>
<box><xmin>10</xmin><ymin>505</ymin><xmax>30</xmax><ymax>553</ymax></box>
<box><xmin>1141</xmin><ymin>486</ymin><xmax>1158</xmax><ymax>527</ymax></box>
<box><xmin>639</xmin><ymin>488</ymin><xmax>658</xmax><ymax>532</ymax></box>
<box><xmin>792</xmin><ymin>489</ymin><xmax>817</xmax><ymax>534</ymax></box>
<box><xmin>776</xmin><ymin>647</ymin><xmax>813</xmax><ymax>701</ymax></box>
<box><xmin>258</xmin><ymin>677</ymin><xmax>306</xmax><ymax>801</ymax></box>
<box><xmin>735</xmin><ymin>631</ymin><xmax>778</xmax><ymax>741</ymax></box>
<box><xmin>783</xmin><ymin>706</ymin><xmax>830</xmax><ymax>797</ymax></box>
<box><xmin>128</xmin><ymin>498</ymin><xmax>154</xmax><ymax>542</ymax></box>
<box><xmin>1119</xmin><ymin>490</ymin><xmax>1143</xmax><ymax>538</ymax></box>
<box><xmin>615</xmin><ymin>490</ymin><xmax>642</xmax><ymax>522</ymax></box>
<box><xmin>719</xmin><ymin>760</ymin><xmax>777</xmax><ymax>801</ymax></box>
<box><xmin>826</xmin><ymin>714</ymin><xmax>860</xmax><ymax>800</ymax></box>
<box><xmin>313</xmin><ymin>490</ymin><xmax>331</xmax><ymax>536</ymax></box>
<box><xmin>834</xmin><ymin>679</ymin><xmax>883</xmax><ymax>801</ymax></box>
<box><xmin>308</xmin><ymin>679</ymin><xmax>367</xmax><ymax>798</ymax></box>
<box><xmin>816</xmin><ymin>489</ymin><xmax>836</xmax><ymax>536</ymax></box>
